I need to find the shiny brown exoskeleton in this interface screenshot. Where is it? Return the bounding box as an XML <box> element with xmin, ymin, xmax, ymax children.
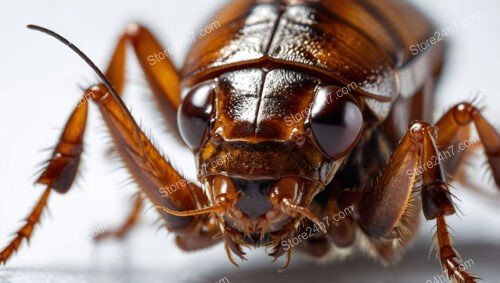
<box><xmin>2</xmin><ymin>1</ymin><xmax>500</xmax><ymax>282</ymax></box>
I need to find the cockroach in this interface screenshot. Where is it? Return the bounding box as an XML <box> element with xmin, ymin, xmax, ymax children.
<box><xmin>1</xmin><ymin>1</ymin><xmax>500</xmax><ymax>282</ymax></box>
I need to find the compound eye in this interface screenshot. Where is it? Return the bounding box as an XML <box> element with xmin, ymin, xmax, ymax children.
<box><xmin>310</xmin><ymin>86</ymin><xmax>364</xmax><ymax>159</ymax></box>
<box><xmin>178</xmin><ymin>81</ymin><xmax>215</xmax><ymax>149</ymax></box>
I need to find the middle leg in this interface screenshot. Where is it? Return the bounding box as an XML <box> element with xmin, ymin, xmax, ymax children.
<box><xmin>95</xmin><ymin>195</ymin><xmax>143</xmax><ymax>241</ymax></box>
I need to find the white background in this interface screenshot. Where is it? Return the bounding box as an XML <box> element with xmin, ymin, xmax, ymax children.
<box><xmin>0</xmin><ymin>0</ymin><xmax>499</xmax><ymax>282</ymax></box>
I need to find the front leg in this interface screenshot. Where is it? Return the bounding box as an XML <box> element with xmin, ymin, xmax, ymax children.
<box><xmin>359</xmin><ymin>121</ymin><xmax>479</xmax><ymax>282</ymax></box>
<box><xmin>95</xmin><ymin>23</ymin><xmax>186</xmax><ymax>238</ymax></box>
<box><xmin>0</xmin><ymin>25</ymin><xmax>218</xmax><ymax>265</ymax></box>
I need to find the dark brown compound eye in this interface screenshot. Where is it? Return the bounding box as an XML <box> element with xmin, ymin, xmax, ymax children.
<box><xmin>310</xmin><ymin>86</ymin><xmax>364</xmax><ymax>159</ymax></box>
<box><xmin>178</xmin><ymin>81</ymin><xmax>215</xmax><ymax>149</ymax></box>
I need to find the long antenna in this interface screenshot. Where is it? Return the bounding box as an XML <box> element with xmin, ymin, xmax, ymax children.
<box><xmin>26</xmin><ymin>24</ymin><xmax>146</xmax><ymax>157</ymax></box>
